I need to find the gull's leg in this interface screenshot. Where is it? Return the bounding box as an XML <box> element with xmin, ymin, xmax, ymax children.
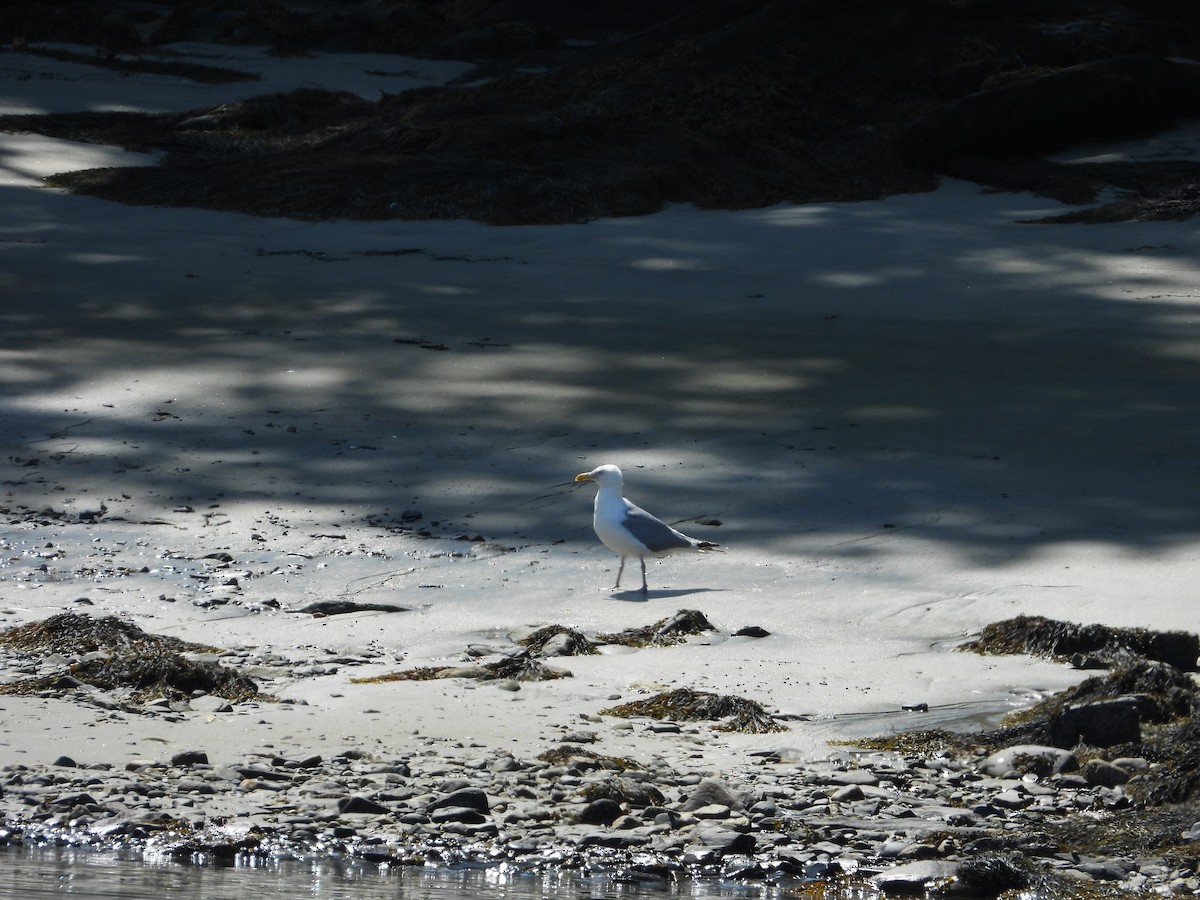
<box><xmin>613</xmin><ymin>556</ymin><xmax>626</xmax><ymax>590</ymax></box>
<box><xmin>639</xmin><ymin>558</ymin><xmax>648</xmax><ymax>593</ymax></box>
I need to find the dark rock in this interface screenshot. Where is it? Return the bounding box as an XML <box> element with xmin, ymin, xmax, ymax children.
<box><xmin>832</xmin><ymin>785</ymin><xmax>865</xmax><ymax>802</ymax></box>
<box><xmin>1050</xmin><ymin>697</ymin><xmax>1141</xmax><ymax>748</ymax></box>
<box><xmin>693</xmin><ymin>824</ymin><xmax>755</xmax><ymax>854</ymax></box>
<box><xmin>871</xmin><ymin>860</ymin><xmax>959</xmax><ymax>893</ymax></box>
<box><xmin>439</xmin><ymin>22</ymin><xmax>561</xmax><ymax>61</ymax></box>
<box><xmin>955</xmin><ymin>853</ymin><xmax>1035</xmax><ymax>894</ymax></box>
<box><xmin>963</xmin><ymin>615</ymin><xmax>1199</xmax><ymax>672</ymax></box>
<box><xmin>430</xmin><ymin>805</ymin><xmax>487</xmax><ymax>825</ymax></box>
<box><xmin>1081</xmin><ymin>758</ymin><xmax>1130</xmax><ymax>787</ymax></box>
<box><xmin>337</xmin><ymin>796</ymin><xmax>390</xmax><ymax>815</ymax></box>
<box><xmin>52</xmin><ymin>756</ymin><xmax>77</xmax><ymax>768</ymax></box>
<box><xmin>170</xmin><ymin>750</ymin><xmax>209</xmax><ymax>767</ymax></box>
<box><xmin>1075</xmin><ymin>859</ymin><xmax>1131</xmax><ymax>881</ymax></box>
<box><xmin>577</xmin><ymin>798</ymin><xmax>623</xmax><ymax>825</ymax></box>
<box><xmin>733</xmin><ymin>626</ymin><xmax>770</xmax><ymax>638</ymax></box>
<box><xmin>297</xmin><ymin>600</ymin><xmax>409</xmax><ymax>616</ymax></box>
<box><xmin>429</xmin><ymin>787</ymin><xmax>489</xmax><ymax>814</ymax></box>
<box><xmin>899</xmin><ymin>57</ymin><xmax>1200</xmax><ymax>168</ymax></box>
<box><xmin>578</xmin><ymin>830</ymin><xmax>651</xmax><ymax>849</ymax></box>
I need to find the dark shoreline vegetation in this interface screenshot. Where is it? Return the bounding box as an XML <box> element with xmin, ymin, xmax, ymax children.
<box><xmin>1</xmin><ymin>609</ymin><xmax>1199</xmax><ymax>894</ymax></box>
<box><xmin>3</xmin><ymin>0</ymin><xmax>1200</xmax><ymax>224</ymax></box>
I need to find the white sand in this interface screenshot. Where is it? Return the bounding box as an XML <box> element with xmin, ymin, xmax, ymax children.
<box><xmin>2</xmin><ymin>45</ymin><xmax>1199</xmax><ymax>773</ymax></box>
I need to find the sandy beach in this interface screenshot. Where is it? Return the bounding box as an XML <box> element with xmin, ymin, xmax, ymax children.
<box><xmin>2</xmin><ymin>40</ymin><xmax>1200</xmax><ymax>893</ymax></box>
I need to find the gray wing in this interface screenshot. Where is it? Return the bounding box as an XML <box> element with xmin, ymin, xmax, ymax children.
<box><xmin>622</xmin><ymin>504</ymin><xmax>694</xmax><ymax>553</ymax></box>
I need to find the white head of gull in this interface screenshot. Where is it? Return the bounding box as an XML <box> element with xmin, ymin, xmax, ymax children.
<box><xmin>574</xmin><ymin>464</ymin><xmax>721</xmax><ymax>592</ymax></box>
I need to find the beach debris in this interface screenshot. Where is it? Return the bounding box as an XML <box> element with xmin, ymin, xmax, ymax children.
<box><xmin>0</xmin><ymin>612</ymin><xmax>215</xmax><ymax>656</ymax></box>
<box><xmin>979</xmin><ymin>745</ymin><xmax>1079</xmax><ymax>778</ymax></box>
<box><xmin>579</xmin><ymin>776</ymin><xmax>665</xmax><ymax>809</ymax></box>
<box><xmin>602</xmin><ymin>687</ymin><xmax>786</xmax><ymax>734</ymax></box>
<box><xmin>598</xmin><ymin>609</ymin><xmax>716</xmax><ymax>648</ymax></box>
<box><xmin>536</xmin><ymin>745</ymin><xmax>637</xmax><ymax>772</ymax></box>
<box><xmin>733</xmin><ymin>625</ymin><xmax>770</xmax><ymax>638</ymax></box>
<box><xmin>296</xmin><ymin>600</ymin><xmax>411</xmax><ymax>616</ymax></box>
<box><xmin>352</xmin><ymin>649</ymin><xmax>571</xmax><ymax>684</ymax></box>
<box><xmin>0</xmin><ymin>612</ymin><xmax>264</xmax><ymax>704</ymax></box>
<box><xmin>0</xmin><ymin>649</ymin><xmax>262</xmax><ymax>703</ymax></box>
<box><xmin>517</xmin><ymin>625</ymin><xmax>597</xmax><ymax>657</ymax></box>
<box><xmin>962</xmin><ymin>614</ymin><xmax>1199</xmax><ymax>671</ymax></box>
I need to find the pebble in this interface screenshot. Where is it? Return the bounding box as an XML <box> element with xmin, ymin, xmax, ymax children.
<box><xmin>0</xmin><ymin>735</ymin><xmax>1190</xmax><ymax>895</ymax></box>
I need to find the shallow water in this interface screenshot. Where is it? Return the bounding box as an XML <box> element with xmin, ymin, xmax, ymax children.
<box><xmin>0</xmin><ymin>847</ymin><xmax>883</xmax><ymax>900</ymax></box>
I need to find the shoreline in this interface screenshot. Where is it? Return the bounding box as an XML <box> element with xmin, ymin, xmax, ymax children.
<box><xmin>1</xmin><ymin>607</ymin><xmax>1198</xmax><ymax>896</ymax></box>
<box><xmin>3</xmin><ymin>36</ymin><xmax>1200</xmax><ymax>899</ymax></box>
<box><xmin>0</xmin><ymin>690</ymin><xmax>1195</xmax><ymax>896</ymax></box>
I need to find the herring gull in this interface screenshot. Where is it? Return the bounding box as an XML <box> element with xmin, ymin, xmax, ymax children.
<box><xmin>574</xmin><ymin>464</ymin><xmax>721</xmax><ymax>592</ymax></box>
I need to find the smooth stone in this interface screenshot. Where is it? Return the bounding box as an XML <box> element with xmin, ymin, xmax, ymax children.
<box><xmin>829</xmin><ymin>769</ymin><xmax>879</xmax><ymax>786</ymax></box>
<box><xmin>679</xmin><ymin>779</ymin><xmax>751</xmax><ymax>812</ymax></box>
<box><xmin>429</xmin><ymin>787</ymin><xmax>489</xmax><ymax>813</ymax></box>
<box><xmin>190</xmin><ymin>695</ymin><xmax>233</xmax><ymax>713</ymax></box>
<box><xmin>691</xmin><ymin>803</ymin><xmax>731</xmax><ymax>820</ymax></box>
<box><xmin>1076</xmin><ymin>860</ymin><xmax>1131</xmax><ymax>881</ymax></box>
<box><xmin>693</xmin><ymin>824</ymin><xmax>756</xmax><ymax>854</ymax></box>
<box><xmin>429</xmin><ymin>806</ymin><xmax>487</xmax><ymax>825</ymax></box>
<box><xmin>832</xmin><ymin>785</ymin><xmax>865</xmax><ymax>802</ymax></box>
<box><xmin>170</xmin><ymin>750</ymin><xmax>209</xmax><ymax>767</ymax></box>
<box><xmin>577</xmin><ymin>798</ymin><xmax>622</xmax><ymax>825</ymax></box>
<box><xmin>1081</xmin><ymin>758</ymin><xmax>1130</xmax><ymax>787</ymax></box>
<box><xmin>993</xmin><ymin>790</ymin><xmax>1031</xmax><ymax>810</ymax></box>
<box><xmin>337</xmin><ymin>796</ymin><xmax>390</xmax><ymax>815</ymax></box>
<box><xmin>871</xmin><ymin>860</ymin><xmax>959</xmax><ymax>891</ymax></box>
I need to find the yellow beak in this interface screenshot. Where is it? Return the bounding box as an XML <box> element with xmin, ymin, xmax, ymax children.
<box><xmin>574</xmin><ymin>472</ymin><xmax>593</xmax><ymax>483</ymax></box>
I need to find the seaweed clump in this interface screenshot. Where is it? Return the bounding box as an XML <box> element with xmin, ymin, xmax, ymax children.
<box><xmin>2</xmin><ymin>654</ymin><xmax>262</xmax><ymax>703</ymax></box>
<box><xmin>0</xmin><ymin>612</ymin><xmax>215</xmax><ymax>656</ymax></box>
<box><xmin>536</xmin><ymin>745</ymin><xmax>638</xmax><ymax>772</ymax></box>
<box><xmin>579</xmin><ymin>776</ymin><xmax>665</xmax><ymax>808</ymax></box>
<box><xmin>518</xmin><ymin>625</ymin><xmax>598</xmax><ymax>656</ymax></box>
<box><xmin>0</xmin><ymin>613</ymin><xmax>263</xmax><ymax>703</ymax></box>
<box><xmin>962</xmin><ymin>614</ymin><xmax>1198</xmax><ymax>671</ymax></box>
<box><xmin>353</xmin><ymin>649</ymin><xmax>570</xmax><ymax>683</ymax></box>
<box><xmin>603</xmin><ymin>687</ymin><xmax>786</xmax><ymax>734</ymax></box>
<box><xmin>598</xmin><ymin>609</ymin><xmax>715</xmax><ymax>648</ymax></box>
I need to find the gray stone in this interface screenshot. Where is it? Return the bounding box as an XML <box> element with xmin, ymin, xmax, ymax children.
<box><xmin>430</xmin><ymin>805</ymin><xmax>487</xmax><ymax>825</ymax></box>
<box><xmin>170</xmin><ymin>750</ymin><xmax>209</xmax><ymax>767</ymax></box>
<box><xmin>1050</xmin><ymin>697</ymin><xmax>1141</xmax><ymax>748</ymax></box>
<box><xmin>829</xmin><ymin>769</ymin><xmax>879</xmax><ymax>786</ymax></box>
<box><xmin>1081</xmin><ymin>758</ymin><xmax>1130</xmax><ymax>787</ymax></box>
<box><xmin>871</xmin><ymin>860</ymin><xmax>959</xmax><ymax>892</ymax></box>
<box><xmin>694</xmin><ymin>824</ymin><xmax>755</xmax><ymax>854</ymax></box>
<box><xmin>337</xmin><ymin>796</ymin><xmax>389</xmax><ymax>815</ymax></box>
<box><xmin>979</xmin><ymin>745</ymin><xmax>1077</xmax><ymax>777</ymax></box>
<box><xmin>1076</xmin><ymin>859</ymin><xmax>1131</xmax><ymax>881</ymax></box>
<box><xmin>577</xmin><ymin>798</ymin><xmax>622</xmax><ymax>825</ymax></box>
<box><xmin>679</xmin><ymin>778</ymin><xmax>751</xmax><ymax>813</ymax></box>
<box><xmin>992</xmin><ymin>790</ymin><xmax>1030</xmax><ymax>810</ymax></box>
<box><xmin>429</xmin><ymin>787</ymin><xmax>489</xmax><ymax>813</ymax></box>
<box><xmin>691</xmin><ymin>803</ymin><xmax>731</xmax><ymax>819</ymax></box>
